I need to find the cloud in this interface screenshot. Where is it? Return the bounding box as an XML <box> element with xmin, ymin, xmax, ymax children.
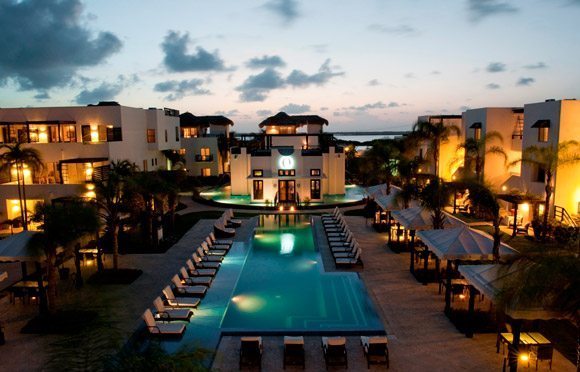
<box><xmin>257</xmin><ymin>110</ymin><xmax>273</xmax><ymax>117</ymax></box>
<box><xmin>524</xmin><ymin>62</ymin><xmax>548</xmax><ymax>70</ymax></box>
<box><xmin>280</xmin><ymin>103</ymin><xmax>311</xmax><ymax>114</ymax></box>
<box><xmin>154</xmin><ymin>78</ymin><xmax>210</xmax><ymax>101</ymax></box>
<box><xmin>516</xmin><ymin>77</ymin><xmax>535</xmax><ymax>86</ymax></box>
<box><xmin>215</xmin><ymin>109</ymin><xmax>239</xmax><ymax>117</ymax></box>
<box><xmin>342</xmin><ymin>101</ymin><xmax>401</xmax><ymax>113</ymax></box>
<box><xmin>320</xmin><ymin>107</ymin><xmax>329</xmax><ymax>111</ymax></box>
<box><xmin>74</xmin><ymin>74</ymin><xmax>138</xmax><ymax>105</ymax></box>
<box><xmin>486</xmin><ymin>83</ymin><xmax>501</xmax><ymax>89</ymax></box>
<box><xmin>368</xmin><ymin>79</ymin><xmax>381</xmax><ymax>86</ymax></box>
<box><xmin>404</xmin><ymin>73</ymin><xmax>415</xmax><ymax>79</ymax></box>
<box><xmin>468</xmin><ymin>0</ymin><xmax>518</xmax><ymax>22</ymax></box>
<box><xmin>161</xmin><ymin>31</ymin><xmax>226</xmax><ymax>72</ymax></box>
<box><xmin>34</xmin><ymin>92</ymin><xmax>50</xmax><ymax>100</ymax></box>
<box><xmin>486</xmin><ymin>62</ymin><xmax>506</xmax><ymax>73</ymax></box>
<box><xmin>286</xmin><ymin>59</ymin><xmax>344</xmax><ymax>87</ymax></box>
<box><xmin>0</xmin><ymin>0</ymin><xmax>122</xmax><ymax>91</ymax></box>
<box><xmin>368</xmin><ymin>24</ymin><xmax>418</xmax><ymax>36</ymax></box>
<box><xmin>308</xmin><ymin>44</ymin><xmax>328</xmax><ymax>54</ymax></box>
<box><xmin>431</xmin><ymin>70</ymin><xmax>441</xmax><ymax>75</ymax></box>
<box><xmin>246</xmin><ymin>55</ymin><xmax>286</xmax><ymax>69</ymax></box>
<box><xmin>459</xmin><ymin>106</ymin><xmax>471</xmax><ymax>112</ymax></box>
<box><xmin>263</xmin><ymin>0</ymin><xmax>300</xmax><ymax>24</ymax></box>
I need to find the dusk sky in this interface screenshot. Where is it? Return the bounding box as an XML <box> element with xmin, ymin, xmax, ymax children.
<box><xmin>1</xmin><ymin>0</ymin><xmax>579</xmax><ymax>132</ymax></box>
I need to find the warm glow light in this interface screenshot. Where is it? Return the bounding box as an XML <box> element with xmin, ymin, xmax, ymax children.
<box><xmin>458</xmin><ymin>294</ymin><xmax>466</xmax><ymax>300</ymax></box>
<box><xmin>11</xmin><ymin>205</ymin><xmax>20</xmax><ymax>213</ymax></box>
<box><xmin>538</xmin><ymin>204</ymin><xmax>545</xmax><ymax>215</ymax></box>
<box><xmin>84</xmin><ymin>191</ymin><xmax>96</xmax><ymax>199</ymax></box>
<box><xmin>231</xmin><ymin>294</ymin><xmax>266</xmax><ymax>312</ymax></box>
<box><xmin>86</xmin><ymin>183</ymin><xmax>95</xmax><ymax>191</ymax></box>
<box><xmin>289</xmin><ymin>206</ymin><xmax>295</xmax><ymax>212</ymax></box>
<box><xmin>280</xmin><ymin>233</ymin><xmax>295</xmax><ymax>254</ymax></box>
<box><xmin>501</xmin><ymin>185</ymin><xmax>507</xmax><ymax>192</ymax></box>
<box><xmin>85</xmin><ymin>164</ymin><xmax>93</xmax><ymax>178</ymax></box>
<box><xmin>521</xmin><ymin>203</ymin><xmax>529</xmax><ymax>212</ymax></box>
<box><xmin>279</xmin><ymin>206</ymin><xmax>284</xmax><ymax>211</ymax></box>
<box><xmin>519</xmin><ymin>353</ymin><xmax>529</xmax><ymax>362</ymax></box>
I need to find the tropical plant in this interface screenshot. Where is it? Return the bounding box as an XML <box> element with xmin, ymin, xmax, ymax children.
<box><xmin>419</xmin><ymin>178</ymin><xmax>452</xmax><ymax>229</ymax></box>
<box><xmin>511</xmin><ymin>141</ymin><xmax>580</xmax><ymax>240</ymax></box>
<box><xmin>365</xmin><ymin>139</ymin><xmax>400</xmax><ymax>194</ymax></box>
<box><xmin>454</xmin><ymin>131</ymin><xmax>507</xmax><ymax>182</ymax></box>
<box><xmin>93</xmin><ymin>160</ymin><xmax>137</xmax><ymax>270</ymax></box>
<box><xmin>413</xmin><ymin>118</ymin><xmax>461</xmax><ymax>178</ymax></box>
<box><xmin>466</xmin><ymin>182</ymin><xmax>502</xmax><ymax>262</ymax></box>
<box><xmin>30</xmin><ymin>200</ymin><xmax>100</xmax><ymax>315</ymax></box>
<box><xmin>0</xmin><ymin>142</ymin><xmax>43</xmax><ymax>230</ymax></box>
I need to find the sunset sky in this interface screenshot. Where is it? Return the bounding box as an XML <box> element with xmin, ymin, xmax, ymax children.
<box><xmin>1</xmin><ymin>0</ymin><xmax>579</xmax><ymax>132</ymax></box>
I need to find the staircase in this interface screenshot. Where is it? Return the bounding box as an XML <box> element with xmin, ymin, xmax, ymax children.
<box><xmin>553</xmin><ymin>205</ymin><xmax>577</xmax><ymax>227</ymax></box>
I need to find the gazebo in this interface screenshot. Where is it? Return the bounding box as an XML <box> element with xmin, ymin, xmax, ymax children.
<box><xmin>417</xmin><ymin>226</ymin><xmax>518</xmax><ymax>312</ymax></box>
<box><xmin>365</xmin><ymin>185</ymin><xmax>405</xmax><ymax>232</ymax></box>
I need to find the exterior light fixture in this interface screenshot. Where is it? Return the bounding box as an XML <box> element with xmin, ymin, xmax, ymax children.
<box><xmin>278</xmin><ymin>206</ymin><xmax>284</xmax><ymax>211</ymax></box>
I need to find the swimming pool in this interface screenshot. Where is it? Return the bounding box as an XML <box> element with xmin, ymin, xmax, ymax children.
<box><xmin>199</xmin><ymin>184</ymin><xmax>366</xmax><ymax>207</ymax></box>
<box><xmin>221</xmin><ymin>214</ymin><xmax>383</xmax><ymax>333</ymax></box>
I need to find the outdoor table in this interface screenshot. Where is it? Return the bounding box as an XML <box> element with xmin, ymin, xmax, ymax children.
<box><xmin>9</xmin><ymin>280</ymin><xmax>48</xmax><ymax>304</ymax></box>
<box><xmin>498</xmin><ymin>332</ymin><xmax>550</xmax><ymax>353</ymax></box>
<box><xmin>527</xmin><ymin>332</ymin><xmax>551</xmax><ymax>345</ymax></box>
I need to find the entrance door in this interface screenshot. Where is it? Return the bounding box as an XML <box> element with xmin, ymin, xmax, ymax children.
<box><xmin>310</xmin><ymin>179</ymin><xmax>321</xmax><ymax>199</ymax></box>
<box><xmin>278</xmin><ymin>180</ymin><xmax>295</xmax><ymax>202</ymax></box>
<box><xmin>253</xmin><ymin>180</ymin><xmax>263</xmax><ymax>200</ymax></box>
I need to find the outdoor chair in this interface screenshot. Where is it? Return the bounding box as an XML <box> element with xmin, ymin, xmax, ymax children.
<box><xmin>516</xmin><ymin>222</ymin><xmax>530</xmax><ymax>236</ymax></box>
<box><xmin>361</xmin><ymin>336</ymin><xmax>389</xmax><ymax>369</ymax></box>
<box><xmin>203</xmin><ymin>238</ymin><xmax>229</xmax><ymax>253</ymax></box>
<box><xmin>209</xmin><ymin>232</ymin><xmax>233</xmax><ymax>246</ymax></box>
<box><xmin>162</xmin><ymin>285</ymin><xmax>200</xmax><ymax>308</ymax></box>
<box><xmin>196</xmin><ymin>247</ymin><xmax>224</xmax><ymax>262</ymax></box>
<box><xmin>179</xmin><ymin>267</ymin><xmax>213</xmax><ymax>286</ymax></box>
<box><xmin>333</xmin><ymin>245</ymin><xmax>361</xmax><ymax>259</ymax></box>
<box><xmin>142</xmin><ymin>309</ymin><xmax>186</xmax><ymax>337</ymax></box>
<box><xmin>152</xmin><ymin>296</ymin><xmax>193</xmax><ymax>321</ymax></box>
<box><xmin>322</xmin><ymin>336</ymin><xmax>348</xmax><ymax>369</ymax></box>
<box><xmin>192</xmin><ymin>253</ymin><xmax>221</xmax><ymax>269</ymax></box>
<box><xmin>226</xmin><ymin>209</ymin><xmax>242</xmax><ymax>227</ymax></box>
<box><xmin>171</xmin><ymin>275</ymin><xmax>208</xmax><ymax>297</ymax></box>
<box><xmin>283</xmin><ymin>336</ymin><xmax>305</xmax><ymax>369</ymax></box>
<box><xmin>239</xmin><ymin>336</ymin><xmax>263</xmax><ymax>369</ymax></box>
<box><xmin>530</xmin><ymin>344</ymin><xmax>553</xmax><ymax>370</ymax></box>
<box><xmin>186</xmin><ymin>259</ymin><xmax>217</xmax><ymax>277</ymax></box>
<box><xmin>214</xmin><ymin>217</ymin><xmax>235</xmax><ymax>238</ymax></box>
<box><xmin>335</xmin><ymin>250</ymin><xmax>363</xmax><ymax>268</ymax></box>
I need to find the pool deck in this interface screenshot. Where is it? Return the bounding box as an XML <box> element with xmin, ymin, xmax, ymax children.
<box><xmin>211</xmin><ymin>214</ymin><xmax>576</xmax><ymax>371</ymax></box>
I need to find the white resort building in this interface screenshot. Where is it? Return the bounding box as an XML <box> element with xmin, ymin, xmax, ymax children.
<box><xmin>229</xmin><ymin>112</ymin><xmax>345</xmax><ymax>206</ymax></box>
<box><xmin>0</xmin><ymin>102</ymin><xmax>181</xmax><ymax>222</ymax></box>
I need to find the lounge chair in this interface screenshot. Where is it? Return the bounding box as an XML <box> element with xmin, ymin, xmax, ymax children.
<box><xmin>202</xmin><ymin>240</ymin><xmax>228</xmax><ymax>255</ymax></box>
<box><xmin>239</xmin><ymin>336</ymin><xmax>262</xmax><ymax>369</ymax></box>
<box><xmin>335</xmin><ymin>250</ymin><xmax>363</xmax><ymax>267</ymax></box>
<box><xmin>333</xmin><ymin>245</ymin><xmax>361</xmax><ymax>259</ymax></box>
<box><xmin>179</xmin><ymin>267</ymin><xmax>213</xmax><ymax>286</ymax></box>
<box><xmin>322</xmin><ymin>336</ymin><xmax>347</xmax><ymax>368</ymax></box>
<box><xmin>328</xmin><ymin>230</ymin><xmax>353</xmax><ymax>243</ymax></box>
<box><xmin>321</xmin><ymin>207</ymin><xmax>340</xmax><ymax>220</ymax></box>
<box><xmin>196</xmin><ymin>247</ymin><xmax>224</xmax><ymax>262</ymax></box>
<box><xmin>209</xmin><ymin>232</ymin><xmax>233</xmax><ymax>246</ymax></box>
<box><xmin>283</xmin><ymin>336</ymin><xmax>305</xmax><ymax>369</ymax></box>
<box><xmin>171</xmin><ymin>275</ymin><xmax>208</xmax><ymax>297</ymax></box>
<box><xmin>186</xmin><ymin>259</ymin><xmax>217</xmax><ymax>277</ymax></box>
<box><xmin>153</xmin><ymin>296</ymin><xmax>193</xmax><ymax>321</ymax></box>
<box><xmin>361</xmin><ymin>336</ymin><xmax>389</xmax><ymax>369</ymax></box>
<box><xmin>226</xmin><ymin>209</ymin><xmax>243</xmax><ymax>227</ymax></box>
<box><xmin>324</xmin><ymin>217</ymin><xmax>347</xmax><ymax>231</ymax></box>
<box><xmin>162</xmin><ymin>285</ymin><xmax>200</xmax><ymax>308</ymax></box>
<box><xmin>323</xmin><ymin>214</ymin><xmax>345</xmax><ymax>227</ymax></box>
<box><xmin>329</xmin><ymin>231</ymin><xmax>354</xmax><ymax>246</ymax></box>
<box><xmin>214</xmin><ymin>217</ymin><xmax>235</xmax><ymax>238</ymax></box>
<box><xmin>326</xmin><ymin>228</ymin><xmax>349</xmax><ymax>239</ymax></box>
<box><xmin>142</xmin><ymin>309</ymin><xmax>186</xmax><ymax>337</ymax></box>
<box><xmin>192</xmin><ymin>253</ymin><xmax>221</xmax><ymax>269</ymax></box>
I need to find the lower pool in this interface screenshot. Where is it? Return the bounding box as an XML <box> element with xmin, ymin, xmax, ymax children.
<box><xmin>220</xmin><ymin>214</ymin><xmax>384</xmax><ymax>333</ymax></box>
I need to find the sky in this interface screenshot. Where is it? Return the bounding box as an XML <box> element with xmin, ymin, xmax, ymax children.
<box><xmin>1</xmin><ymin>0</ymin><xmax>579</xmax><ymax>132</ymax></box>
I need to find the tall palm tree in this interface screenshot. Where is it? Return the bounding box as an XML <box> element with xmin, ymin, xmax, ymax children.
<box><xmin>413</xmin><ymin>118</ymin><xmax>461</xmax><ymax>178</ymax></box>
<box><xmin>455</xmin><ymin>131</ymin><xmax>507</xmax><ymax>182</ymax></box>
<box><xmin>93</xmin><ymin>160</ymin><xmax>136</xmax><ymax>270</ymax></box>
<box><xmin>511</xmin><ymin>141</ymin><xmax>580</xmax><ymax>240</ymax></box>
<box><xmin>466</xmin><ymin>182</ymin><xmax>502</xmax><ymax>262</ymax></box>
<box><xmin>419</xmin><ymin>177</ymin><xmax>452</xmax><ymax>229</ymax></box>
<box><xmin>30</xmin><ymin>200</ymin><xmax>100</xmax><ymax>315</ymax></box>
<box><xmin>0</xmin><ymin>142</ymin><xmax>43</xmax><ymax>230</ymax></box>
<box><xmin>365</xmin><ymin>139</ymin><xmax>400</xmax><ymax>194</ymax></box>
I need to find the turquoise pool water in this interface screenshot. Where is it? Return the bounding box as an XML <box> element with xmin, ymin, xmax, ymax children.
<box><xmin>199</xmin><ymin>184</ymin><xmax>365</xmax><ymax>207</ymax></box>
<box><xmin>221</xmin><ymin>214</ymin><xmax>383</xmax><ymax>333</ymax></box>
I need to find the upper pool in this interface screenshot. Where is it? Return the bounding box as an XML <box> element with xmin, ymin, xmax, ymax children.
<box><xmin>221</xmin><ymin>214</ymin><xmax>384</xmax><ymax>333</ymax></box>
<box><xmin>199</xmin><ymin>184</ymin><xmax>365</xmax><ymax>207</ymax></box>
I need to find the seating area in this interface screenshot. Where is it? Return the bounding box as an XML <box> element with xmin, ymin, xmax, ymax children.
<box><xmin>214</xmin><ymin>209</ymin><xmax>240</xmax><ymax>238</ymax></box>
<box><xmin>322</xmin><ymin>207</ymin><xmax>364</xmax><ymax>268</ymax></box>
<box><xmin>141</xmin><ymin>211</ymin><xmax>241</xmax><ymax>338</ymax></box>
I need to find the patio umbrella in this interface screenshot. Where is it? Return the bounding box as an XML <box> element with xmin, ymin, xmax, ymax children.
<box><xmin>364</xmin><ymin>184</ymin><xmax>388</xmax><ymax>198</ymax></box>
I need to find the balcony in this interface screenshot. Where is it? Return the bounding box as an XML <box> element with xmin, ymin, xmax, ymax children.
<box><xmin>195</xmin><ymin>154</ymin><xmax>214</xmax><ymax>162</ymax></box>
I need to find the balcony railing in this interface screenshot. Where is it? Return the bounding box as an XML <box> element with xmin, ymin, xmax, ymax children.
<box><xmin>195</xmin><ymin>154</ymin><xmax>214</xmax><ymax>162</ymax></box>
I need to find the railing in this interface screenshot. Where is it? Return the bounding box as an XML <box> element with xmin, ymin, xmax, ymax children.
<box><xmin>554</xmin><ymin>205</ymin><xmax>577</xmax><ymax>227</ymax></box>
<box><xmin>195</xmin><ymin>154</ymin><xmax>213</xmax><ymax>162</ymax></box>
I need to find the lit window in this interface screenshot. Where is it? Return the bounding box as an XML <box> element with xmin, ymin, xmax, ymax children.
<box><xmin>201</xmin><ymin>168</ymin><xmax>211</xmax><ymax>177</ymax></box>
<box><xmin>147</xmin><ymin>129</ymin><xmax>156</xmax><ymax>143</ymax></box>
<box><xmin>474</xmin><ymin>127</ymin><xmax>481</xmax><ymax>141</ymax></box>
<box><xmin>200</xmin><ymin>147</ymin><xmax>211</xmax><ymax>156</ymax></box>
<box><xmin>253</xmin><ymin>169</ymin><xmax>263</xmax><ymax>177</ymax></box>
<box><xmin>278</xmin><ymin>169</ymin><xmax>295</xmax><ymax>176</ymax></box>
<box><xmin>538</xmin><ymin>127</ymin><xmax>549</xmax><ymax>142</ymax></box>
<box><xmin>310</xmin><ymin>169</ymin><xmax>321</xmax><ymax>176</ymax></box>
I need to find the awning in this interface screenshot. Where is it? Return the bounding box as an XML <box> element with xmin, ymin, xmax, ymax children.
<box><xmin>531</xmin><ymin>119</ymin><xmax>550</xmax><ymax>128</ymax></box>
<box><xmin>500</xmin><ymin>174</ymin><xmax>526</xmax><ymax>193</ymax></box>
<box><xmin>459</xmin><ymin>264</ymin><xmax>567</xmax><ymax>321</ymax></box>
<box><xmin>469</xmin><ymin>122</ymin><xmax>482</xmax><ymax>129</ymax></box>
<box><xmin>59</xmin><ymin>157</ymin><xmax>109</xmax><ymax>164</ymax></box>
<box><xmin>0</xmin><ymin>270</ymin><xmax>7</xmax><ymax>282</ymax></box>
<box><xmin>391</xmin><ymin>207</ymin><xmax>463</xmax><ymax>230</ymax></box>
<box><xmin>0</xmin><ymin>231</ymin><xmax>44</xmax><ymax>262</ymax></box>
<box><xmin>418</xmin><ymin>226</ymin><xmax>518</xmax><ymax>261</ymax></box>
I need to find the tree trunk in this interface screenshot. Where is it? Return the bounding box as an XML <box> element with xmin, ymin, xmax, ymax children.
<box><xmin>46</xmin><ymin>248</ymin><xmax>58</xmax><ymax>315</ymax></box>
<box><xmin>15</xmin><ymin>162</ymin><xmax>25</xmax><ymax>230</ymax></box>
<box><xmin>20</xmin><ymin>162</ymin><xmax>29</xmax><ymax>231</ymax></box>
<box><xmin>112</xmin><ymin>223</ymin><xmax>119</xmax><ymax>270</ymax></box>
<box><xmin>542</xmin><ymin>173</ymin><xmax>552</xmax><ymax>241</ymax></box>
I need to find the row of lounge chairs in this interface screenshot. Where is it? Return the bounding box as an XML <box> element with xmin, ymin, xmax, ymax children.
<box><xmin>214</xmin><ymin>209</ymin><xmax>242</xmax><ymax>237</ymax></box>
<box><xmin>322</xmin><ymin>207</ymin><xmax>363</xmax><ymax>267</ymax></box>
<box><xmin>239</xmin><ymin>335</ymin><xmax>389</xmax><ymax>369</ymax></box>
<box><xmin>143</xmin><ymin>210</ymin><xmax>243</xmax><ymax>337</ymax></box>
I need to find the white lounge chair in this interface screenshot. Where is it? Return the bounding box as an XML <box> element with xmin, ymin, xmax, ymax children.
<box><xmin>142</xmin><ymin>309</ymin><xmax>186</xmax><ymax>337</ymax></box>
<box><xmin>179</xmin><ymin>267</ymin><xmax>212</xmax><ymax>286</ymax></box>
<box><xmin>333</xmin><ymin>245</ymin><xmax>361</xmax><ymax>259</ymax></box>
<box><xmin>321</xmin><ymin>207</ymin><xmax>340</xmax><ymax>220</ymax></box>
<box><xmin>205</xmin><ymin>237</ymin><xmax>230</xmax><ymax>251</ymax></box>
<box><xmin>162</xmin><ymin>285</ymin><xmax>200</xmax><ymax>308</ymax></box>
<box><xmin>196</xmin><ymin>247</ymin><xmax>224</xmax><ymax>262</ymax></box>
<box><xmin>186</xmin><ymin>259</ymin><xmax>217</xmax><ymax>277</ymax></box>
<box><xmin>171</xmin><ymin>275</ymin><xmax>208</xmax><ymax>297</ymax></box>
<box><xmin>202</xmin><ymin>240</ymin><xmax>227</xmax><ymax>255</ymax></box>
<box><xmin>328</xmin><ymin>230</ymin><xmax>353</xmax><ymax>243</ymax></box>
<box><xmin>210</xmin><ymin>232</ymin><xmax>233</xmax><ymax>246</ymax></box>
<box><xmin>192</xmin><ymin>253</ymin><xmax>221</xmax><ymax>269</ymax></box>
<box><xmin>335</xmin><ymin>250</ymin><xmax>363</xmax><ymax>267</ymax></box>
<box><xmin>153</xmin><ymin>297</ymin><xmax>193</xmax><ymax>321</ymax></box>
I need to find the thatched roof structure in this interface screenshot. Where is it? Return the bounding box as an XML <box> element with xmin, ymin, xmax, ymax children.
<box><xmin>179</xmin><ymin>112</ymin><xmax>234</xmax><ymax>128</ymax></box>
<box><xmin>258</xmin><ymin>112</ymin><xmax>328</xmax><ymax>128</ymax></box>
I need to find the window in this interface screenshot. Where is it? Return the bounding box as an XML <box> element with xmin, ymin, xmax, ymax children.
<box><xmin>201</xmin><ymin>168</ymin><xmax>211</xmax><ymax>177</ymax></box>
<box><xmin>164</xmin><ymin>129</ymin><xmax>168</xmax><ymax>142</ymax></box>
<box><xmin>143</xmin><ymin>160</ymin><xmax>148</xmax><ymax>171</ymax></box>
<box><xmin>98</xmin><ymin>125</ymin><xmax>107</xmax><ymax>141</ymax></box>
<box><xmin>147</xmin><ymin>129</ymin><xmax>156</xmax><ymax>143</ymax></box>
<box><xmin>310</xmin><ymin>169</ymin><xmax>321</xmax><ymax>176</ymax></box>
<box><xmin>278</xmin><ymin>169</ymin><xmax>295</xmax><ymax>176</ymax></box>
<box><xmin>175</xmin><ymin>126</ymin><xmax>179</xmax><ymax>141</ymax></box>
<box><xmin>253</xmin><ymin>180</ymin><xmax>264</xmax><ymax>200</ymax></box>
<box><xmin>81</xmin><ymin>125</ymin><xmax>91</xmax><ymax>143</ymax></box>
<box><xmin>534</xmin><ymin>165</ymin><xmax>546</xmax><ymax>183</ymax></box>
<box><xmin>181</xmin><ymin>127</ymin><xmax>198</xmax><ymax>138</ymax></box>
<box><xmin>151</xmin><ymin>158</ymin><xmax>155</xmax><ymax>167</ymax></box>
<box><xmin>310</xmin><ymin>179</ymin><xmax>321</xmax><ymax>199</ymax></box>
<box><xmin>62</xmin><ymin>125</ymin><xmax>77</xmax><ymax>142</ymax></box>
<box><xmin>538</xmin><ymin>127</ymin><xmax>549</xmax><ymax>142</ymax></box>
<box><xmin>106</xmin><ymin>127</ymin><xmax>123</xmax><ymax>142</ymax></box>
<box><xmin>200</xmin><ymin>147</ymin><xmax>210</xmax><ymax>156</ymax></box>
<box><xmin>474</xmin><ymin>127</ymin><xmax>481</xmax><ymax>141</ymax></box>
<box><xmin>253</xmin><ymin>169</ymin><xmax>263</xmax><ymax>177</ymax></box>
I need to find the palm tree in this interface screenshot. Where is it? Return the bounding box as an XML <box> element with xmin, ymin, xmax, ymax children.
<box><xmin>30</xmin><ymin>200</ymin><xmax>100</xmax><ymax>315</ymax></box>
<box><xmin>0</xmin><ymin>142</ymin><xmax>43</xmax><ymax>230</ymax></box>
<box><xmin>419</xmin><ymin>177</ymin><xmax>452</xmax><ymax>229</ymax></box>
<box><xmin>466</xmin><ymin>182</ymin><xmax>502</xmax><ymax>262</ymax></box>
<box><xmin>455</xmin><ymin>131</ymin><xmax>507</xmax><ymax>182</ymax></box>
<box><xmin>365</xmin><ymin>139</ymin><xmax>400</xmax><ymax>194</ymax></box>
<box><xmin>413</xmin><ymin>118</ymin><xmax>461</xmax><ymax>178</ymax></box>
<box><xmin>511</xmin><ymin>141</ymin><xmax>580</xmax><ymax>240</ymax></box>
<box><xmin>93</xmin><ymin>160</ymin><xmax>136</xmax><ymax>270</ymax></box>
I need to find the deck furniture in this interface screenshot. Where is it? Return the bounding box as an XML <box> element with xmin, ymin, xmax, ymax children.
<box><xmin>179</xmin><ymin>267</ymin><xmax>213</xmax><ymax>286</ymax></box>
<box><xmin>283</xmin><ymin>336</ymin><xmax>305</xmax><ymax>369</ymax></box>
<box><xmin>153</xmin><ymin>297</ymin><xmax>193</xmax><ymax>321</ymax></box>
<box><xmin>322</xmin><ymin>336</ymin><xmax>348</xmax><ymax>369</ymax></box>
<box><xmin>335</xmin><ymin>250</ymin><xmax>363</xmax><ymax>267</ymax></box>
<box><xmin>239</xmin><ymin>336</ymin><xmax>263</xmax><ymax>369</ymax></box>
<box><xmin>202</xmin><ymin>240</ymin><xmax>228</xmax><ymax>254</ymax></box>
<box><xmin>333</xmin><ymin>245</ymin><xmax>361</xmax><ymax>259</ymax></box>
<box><xmin>196</xmin><ymin>247</ymin><xmax>224</xmax><ymax>262</ymax></box>
<box><xmin>186</xmin><ymin>259</ymin><xmax>217</xmax><ymax>277</ymax></box>
<box><xmin>209</xmin><ymin>232</ymin><xmax>233</xmax><ymax>246</ymax></box>
<box><xmin>142</xmin><ymin>309</ymin><xmax>186</xmax><ymax>337</ymax></box>
<box><xmin>360</xmin><ymin>336</ymin><xmax>389</xmax><ymax>369</ymax></box>
<box><xmin>171</xmin><ymin>275</ymin><xmax>207</xmax><ymax>297</ymax></box>
<box><xmin>214</xmin><ymin>217</ymin><xmax>235</xmax><ymax>238</ymax></box>
<box><xmin>226</xmin><ymin>209</ymin><xmax>242</xmax><ymax>227</ymax></box>
<box><xmin>162</xmin><ymin>285</ymin><xmax>200</xmax><ymax>308</ymax></box>
<box><xmin>192</xmin><ymin>253</ymin><xmax>221</xmax><ymax>269</ymax></box>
